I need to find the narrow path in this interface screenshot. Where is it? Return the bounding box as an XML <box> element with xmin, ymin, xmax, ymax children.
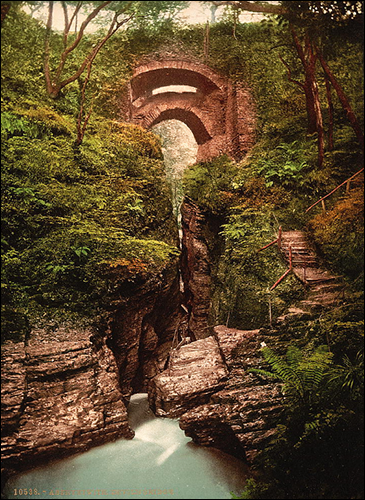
<box><xmin>279</xmin><ymin>230</ymin><xmax>345</xmax><ymax>317</ymax></box>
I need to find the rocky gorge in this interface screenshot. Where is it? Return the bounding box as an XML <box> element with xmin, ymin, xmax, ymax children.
<box><xmin>1</xmin><ymin>254</ymin><xmax>183</xmax><ymax>487</ymax></box>
<box><xmin>2</xmin><ymin>4</ymin><xmax>363</xmax><ymax>498</ymax></box>
<box><xmin>2</xmin><ymin>188</ymin><xmax>351</xmax><ymax>493</ymax></box>
<box><xmin>1</xmin><ymin>195</ymin><xmax>281</xmax><ymax>486</ymax></box>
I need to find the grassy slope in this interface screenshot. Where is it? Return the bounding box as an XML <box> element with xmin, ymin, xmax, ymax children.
<box><xmin>1</xmin><ymin>8</ymin><xmax>179</xmax><ymax>342</ymax></box>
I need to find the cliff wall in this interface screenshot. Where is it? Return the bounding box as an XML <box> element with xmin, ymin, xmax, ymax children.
<box><xmin>180</xmin><ymin>198</ymin><xmax>223</xmax><ymax>339</ymax></box>
<box><xmin>1</xmin><ymin>326</ymin><xmax>133</xmax><ymax>483</ymax></box>
<box><xmin>1</xmin><ymin>258</ymin><xmax>183</xmax><ymax>484</ymax></box>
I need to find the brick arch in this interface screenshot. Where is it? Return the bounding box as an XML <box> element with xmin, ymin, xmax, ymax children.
<box><xmin>149</xmin><ymin>108</ymin><xmax>211</xmax><ymax>145</ymax></box>
<box><xmin>124</xmin><ymin>59</ymin><xmax>256</xmax><ymax>162</ymax></box>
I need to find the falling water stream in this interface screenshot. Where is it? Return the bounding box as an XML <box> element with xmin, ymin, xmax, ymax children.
<box><xmin>4</xmin><ymin>394</ymin><xmax>250</xmax><ymax>499</ymax></box>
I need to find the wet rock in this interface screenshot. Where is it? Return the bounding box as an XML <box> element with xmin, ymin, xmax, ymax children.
<box><xmin>149</xmin><ymin>325</ymin><xmax>284</xmax><ymax>463</ymax></box>
<box><xmin>148</xmin><ymin>336</ymin><xmax>228</xmax><ymax>417</ymax></box>
<box><xmin>1</xmin><ymin>326</ymin><xmax>133</xmax><ymax>482</ymax></box>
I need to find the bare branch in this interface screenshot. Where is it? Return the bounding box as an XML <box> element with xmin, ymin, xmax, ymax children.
<box><xmin>279</xmin><ymin>55</ymin><xmax>305</xmax><ymax>90</ymax></box>
<box><xmin>210</xmin><ymin>1</ymin><xmax>286</xmax><ymax>15</ymax></box>
<box><xmin>68</xmin><ymin>2</ymin><xmax>82</xmax><ymax>32</ymax></box>
<box><xmin>54</xmin><ymin>1</ymin><xmax>112</xmax><ymax>84</ymax></box>
<box><xmin>61</xmin><ymin>1</ymin><xmax>69</xmax><ymax>49</ymax></box>
<box><xmin>290</xmin><ymin>28</ymin><xmax>306</xmax><ymax>66</ymax></box>
<box><xmin>58</xmin><ymin>12</ymin><xmax>133</xmax><ymax>93</ymax></box>
<box><xmin>75</xmin><ymin>11</ymin><xmax>135</xmax><ymax>144</ymax></box>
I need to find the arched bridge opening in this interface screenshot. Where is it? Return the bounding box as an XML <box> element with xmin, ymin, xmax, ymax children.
<box><xmin>123</xmin><ymin>59</ymin><xmax>256</xmax><ymax>162</ymax></box>
<box><xmin>147</xmin><ymin>108</ymin><xmax>211</xmax><ymax>145</ymax></box>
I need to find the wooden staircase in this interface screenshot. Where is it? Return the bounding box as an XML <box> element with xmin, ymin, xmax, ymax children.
<box><xmin>277</xmin><ymin>230</ymin><xmax>345</xmax><ymax>318</ymax></box>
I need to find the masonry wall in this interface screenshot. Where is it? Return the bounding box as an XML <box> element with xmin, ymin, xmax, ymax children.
<box><xmin>121</xmin><ymin>58</ymin><xmax>256</xmax><ymax>162</ymax></box>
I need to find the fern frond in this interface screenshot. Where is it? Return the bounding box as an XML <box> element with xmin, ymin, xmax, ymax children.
<box><xmin>261</xmin><ymin>347</ymin><xmax>305</xmax><ymax>397</ymax></box>
<box><xmin>286</xmin><ymin>346</ymin><xmax>303</xmax><ymax>367</ymax></box>
<box><xmin>299</xmin><ymin>366</ymin><xmax>326</xmax><ymax>390</ymax></box>
<box><xmin>308</xmin><ymin>348</ymin><xmax>333</xmax><ymax>368</ymax></box>
<box><xmin>249</xmin><ymin>368</ymin><xmax>279</xmax><ymax>379</ymax></box>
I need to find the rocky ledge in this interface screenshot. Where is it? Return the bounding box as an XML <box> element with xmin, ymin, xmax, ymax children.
<box><xmin>149</xmin><ymin>325</ymin><xmax>284</xmax><ymax>463</ymax></box>
<box><xmin>1</xmin><ymin>325</ymin><xmax>133</xmax><ymax>483</ymax></box>
<box><xmin>148</xmin><ymin>336</ymin><xmax>228</xmax><ymax>417</ymax></box>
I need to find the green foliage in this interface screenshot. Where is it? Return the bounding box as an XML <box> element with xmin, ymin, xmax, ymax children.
<box><xmin>328</xmin><ymin>351</ymin><xmax>364</xmax><ymax>402</ymax></box>
<box><xmin>250</xmin><ymin>345</ymin><xmax>334</xmax><ymax>408</ymax></box>
<box><xmin>183</xmin><ymin>155</ymin><xmax>240</xmax><ymax>213</ymax></box>
<box><xmin>253</xmin><ymin>140</ymin><xmax>312</xmax><ymax>189</ymax></box>
<box><xmin>212</xmin><ymin>207</ymin><xmax>304</xmax><ymax>329</ymax></box>
<box><xmin>1</xmin><ymin>111</ymin><xmax>38</xmax><ymax>138</ymax></box>
<box><xmin>242</xmin><ymin>343</ymin><xmax>364</xmax><ymax>499</ymax></box>
<box><xmin>308</xmin><ymin>186</ymin><xmax>364</xmax><ymax>280</ymax></box>
<box><xmin>1</xmin><ymin>6</ymin><xmax>46</xmax><ymax>102</ymax></box>
<box><xmin>252</xmin><ymin>343</ymin><xmax>364</xmax><ymax>416</ymax></box>
<box><xmin>1</xmin><ymin>107</ymin><xmax>178</xmax><ymax>342</ymax></box>
<box><xmin>317</xmin><ymin>304</ymin><xmax>364</xmax><ymax>361</ymax></box>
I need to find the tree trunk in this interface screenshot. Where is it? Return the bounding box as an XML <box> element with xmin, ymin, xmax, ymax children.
<box><xmin>317</xmin><ymin>49</ymin><xmax>364</xmax><ymax>151</ymax></box>
<box><xmin>324</xmin><ymin>75</ymin><xmax>334</xmax><ymax>151</ymax></box>
<box><xmin>291</xmin><ymin>30</ymin><xmax>324</xmax><ymax>167</ymax></box>
<box><xmin>1</xmin><ymin>3</ymin><xmax>11</xmax><ymax>26</ymax></box>
<box><xmin>43</xmin><ymin>1</ymin><xmax>113</xmax><ymax>99</ymax></box>
<box><xmin>302</xmin><ymin>74</ymin><xmax>319</xmax><ymax>135</ymax></box>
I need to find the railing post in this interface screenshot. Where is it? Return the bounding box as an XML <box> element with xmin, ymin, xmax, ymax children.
<box><xmin>289</xmin><ymin>245</ymin><xmax>292</xmax><ymax>270</ymax></box>
<box><xmin>268</xmin><ymin>294</ymin><xmax>272</xmax><ymax>328</ymax></box>
<box><xmin>277</xmin><ymin>226</ymin><xmax>282</xmax><ymax>249</ymax></box>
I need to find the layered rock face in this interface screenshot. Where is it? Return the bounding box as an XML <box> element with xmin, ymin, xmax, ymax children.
<box><xmin>1</xmin><ymin>325</ymin><xmax>133</xmax><ymax>482</ymax></box>
<box><xmin>1</xmin><ymin>259</ymin><xmax>183</xmax><ymax>484</ymax></box>
<box><xmin>148</xmin><ymin>336</ymin><xmax>228</xmax><ymax>417</ymax></box>
<box><xmin>180</xmin><ymin>198</ymin><xmax>214</xmax><ymax>340</ymax></box>
<box><xmin>150</xmin><ymin>326</ymin><xmax>284</xmax><ymax>463</ymax></box>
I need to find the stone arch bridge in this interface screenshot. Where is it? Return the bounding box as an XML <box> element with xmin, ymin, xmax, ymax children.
<box><xmin>122</xmin><ymin>59</ymin><xmax>256</xmax><ymax>162</ymax></box>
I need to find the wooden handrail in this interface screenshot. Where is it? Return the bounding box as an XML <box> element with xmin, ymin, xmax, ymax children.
<box><xmin>270</xmin><ymin>246</ymin><xmax>292</xmax><ymax>291</ymax></box>
<box><xmin>306</xmin><ymin>168</ymin><xmax>364</xmax><ymax>213</ymax></box>
<box><xmin>257</xmin><ymin>228</ymin><xmax>293</xmax><ymax>290</ymax></box>
<box><xmin>257</xmin><ymin>226</ymin><xmax>282</xmax><ymax>252</ymax></box>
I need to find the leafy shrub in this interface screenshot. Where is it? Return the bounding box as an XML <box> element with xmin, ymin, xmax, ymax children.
<box><xmin>1</xmin><ymin>112</ymin><xmax>39</xmax><ymax>138</ymax></box>
<box><xmin>253</xmin><ymin>140</ymin><xmax>312</xmax><ymax>189</ymax></box>
<box><xmin>183</xmin><ymin>155</ymin><xmax>240</xmax><ymax>213</ymax></box>
<box><xmin>1</xmin><ymin>113</ymin><xmax>178</xmax><ymax>340</ymax></box>
<box><xmin>308</xmin><ymin>186</ymin><xmax>364</xmax><ymax>280</ymax></box>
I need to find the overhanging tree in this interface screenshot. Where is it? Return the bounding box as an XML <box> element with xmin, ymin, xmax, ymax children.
<box><xmin>42</xmin><ymin>1</ymin><xmax>188</xmax><ymax>99</ymax></box>
<box><xmin>206</xmin><ymin>0</ymin><xmax>363</xmax><ymax>160</ymax></box>
<box><xmin>43</xmin><ymin>1</ymin><xmax>129</xmax><ymax>99</ymax></box>
<box><xmin>40</xmin><ymin>0</ymin><xmax>188</xmax><ymax>144</ymax></box>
